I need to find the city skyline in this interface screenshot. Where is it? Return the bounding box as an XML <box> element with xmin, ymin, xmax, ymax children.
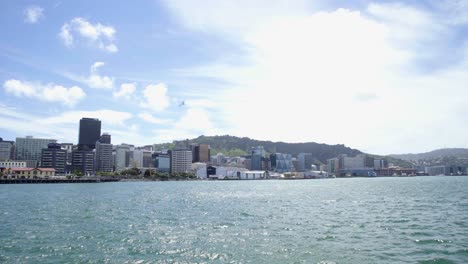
<box><xmin>1</xmin><ymin>1</ymin><xmax>468</xmax><ymax>155</ymax></box>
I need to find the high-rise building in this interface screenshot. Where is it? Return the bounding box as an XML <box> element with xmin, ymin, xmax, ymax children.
<box><xmin>115</xmin><ymin>144</ymin><xmax>131</xmax><ymax>172</ymax></box>
<box><xmin>41</xmin><ymin>143</ymin><xmax>67</xmax><ymax>174</ymax></box>
<box><xmin>298</xmin><ymin>153</ymin><xmax>313</xmax><ymax>172</ymax></box>
<box><xmin>15</xmin><ymin>136</ymin><xmax>57</xmax><ymax>167</ymax></box>
<box><xmin>60</xmin><ymin>143</ymin><xmax>74</xmax><ymax>166</ymax></box>
<box><xmin>78</xmin><ymin>118</ymin><xmax>101</xmax><ymax>150</ymax></box>
<box><xmin>327</xmin><ymin>158</ymin><xmax>340</xmax><ymax>174</ymax></box>
<box><xmin>169</xmin><ymin>149</ymin><xmax>192</xmax><ymax>174</ymax></box>
<box><xmin>251</xmin><ymin>146</ymin><xmax>265</xmax><ymax>170</ymax></box>
<box><xmin>191</xmin><ymin>144</ymin><xmax>211</xmax><ymax>163</ymax></box>
<box><xmin>71</xmin><ymin>149</ymin><xmax>95</xmax><ymax>175</ymax></box>
<box><xmin>273</xmin><ymin>153</ymin><xmax>293</xmax><ymax>173</ymax></box>
<box><xmin>99</xmin><ymin>133</ymin><xmax>111</xmax><ymax>144</ymax></box>
<box><xmin>0</xmin><ymin>138</ymin><xmax>14</xmax><ymax>161</ymax></box>
<box><xmin>95</xmin><ymin>140</ymin><xmax>113</xmax><ymax>173</ymax></box>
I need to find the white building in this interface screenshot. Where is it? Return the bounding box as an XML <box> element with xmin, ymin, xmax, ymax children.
<box><xmin>240</xmin><ymin>170</ymin><xmax>266</xmax><ymax>180</ymax></box>
<box><xmin>304</xmin><ymin>170</ymin><xmax>329</xmax><ymax>178</ymax></box>
<box><xmin>214</xmin><ymin>166</ymin><xmax>248</xmax><ymax>179</ymax></box>
<box><xmin>0</xmin><ymin>161</ymin><xmax>27</xmax><ymax>168</ymax></box>
<box><xmin>192</xmin><ymin>162</ymin><xmax>207</xmax><ymax>179</ymax></box>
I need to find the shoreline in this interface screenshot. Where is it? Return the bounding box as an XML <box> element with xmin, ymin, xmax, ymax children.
<box><xmin>1</xmin><ymin>174</ymin><xmax>466</xmax><ymax>184</ymax></box>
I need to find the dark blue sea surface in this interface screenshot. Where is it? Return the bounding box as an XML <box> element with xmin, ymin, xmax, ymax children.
<box><xmin>1</xmin><ymin>177</ymin><xmax>467</xmax><ymax>263</ymax></box>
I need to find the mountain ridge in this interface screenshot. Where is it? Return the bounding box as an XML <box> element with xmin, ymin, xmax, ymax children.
<box><xmin>154</xmin><ymin>135</ymin><xmax>361</xmax><ymax>164</ymax></box>
<box><xmin>390</xmin><ymin>148</ymin><xmax>468</xmax><ymax>161</ymax></box>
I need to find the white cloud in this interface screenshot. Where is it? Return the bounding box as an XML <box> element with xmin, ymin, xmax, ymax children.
<box><xmin>138</xmin><ymin>112</ymin><xmax>171</xmax><ymax>125</ymax></box>
<box><xmin>113</xmin><ymin>82</ymin><xmax>136</xmax><ymax>99</ymax></box>
<box><xmin>59</xmin><ymin>17</ymin><xmax>118</xmax><ymax>52</ymax></box>
<box><xmin>3</xmin><ymin>79</ymin><xmax>85</xmax><ymax>107</ymax></box>
<box><xmin>164</xmin><ymin>2</ymin><xmax>468</xmax><ymax>154</ymax></box>
<box><xmin>86</xmin><ymin>62</ymin><xmax>114</xmax><ymax>89</ymax></box>
<box><xmin>64</xmin><ymin>62</ymin><xmax>114</xmax><ymax>90</ymax></box>
<box><xmin>140</xmin><ymin>83</ymin><xmax>171</xmax><ymax>111</ymax></box>
<box><xmin>24</xmin><ymin>6</ymin><xmax>44</xmax><ymax>24</ymax></box>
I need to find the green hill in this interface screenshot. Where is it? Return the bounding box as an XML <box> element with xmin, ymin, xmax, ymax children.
<box><xmin>154</xmin><ymin>135</ymin><xmax>363</xmax><ymax>164</ymax></box>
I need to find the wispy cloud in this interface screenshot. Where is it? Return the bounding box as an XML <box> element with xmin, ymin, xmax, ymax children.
<box><xmin>113</xmin><ymin>82</ymin><xmax>136</xmax><ymax>99</ymax></box>
<box><xmin>24</xmin><ymin>6</ymin><xmax>44</xmax><ymax>24</ymax></box>
<box><xmin>63</xmin><ymin>62</ymin><xmax>114</xmax><ymax>89</ymax></box>
<box><xmin>138</xmin><ymin>112</ymin><xmax>171</xmax><ymax>125</ymax></box>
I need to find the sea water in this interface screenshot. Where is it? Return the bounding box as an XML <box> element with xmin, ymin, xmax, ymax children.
<box><xmin>1</xmin><ymin>177</ymin><xmax>467</xmax><ymax>263</ymax></box>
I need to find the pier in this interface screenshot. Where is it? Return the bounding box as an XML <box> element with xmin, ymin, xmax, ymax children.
<box><xmin>0</xmin><ymin>178</ymin><xmax>120</xmax><ymax>184</ymax></box>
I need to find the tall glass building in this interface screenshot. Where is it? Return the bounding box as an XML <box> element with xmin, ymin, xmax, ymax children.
<box><xmin>78</xmin><ymin>118</ymin><xmax>101</xmax><ymax>150</ymax></box>
<box><xmin>15</xmin><ymin>136</ymin><xmax>57</xmax><ymax>167</ymax></box>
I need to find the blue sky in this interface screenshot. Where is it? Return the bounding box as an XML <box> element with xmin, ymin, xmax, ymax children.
<box><xmin>0</xmin><ymin>0</ymin><xmax>467</xmax><ymax>155</ymax></box>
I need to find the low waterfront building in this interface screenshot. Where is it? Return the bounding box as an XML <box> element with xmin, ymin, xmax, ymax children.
<box><xmin>3</xmin><ymin>168</ymin><xmax>56</xmax><ymax>179</ymax></box>
<box><xmin>304</xmin><ymin>170</ymin><xmax>329</xmax><ymax>179</ymax></box>
<box><xmin>214</xmin><ymin>166</ymin><xmax>248</xmax><ymax>179</ymax></box>
<box><xmin>192</xmin><ymin>162</ymin><xmax>207</xmax><ymax>179</ymax></box>
<box><xmin>240</xmin><ymin>170</ymin><xmax>266</xmax><ymax>180</ymax></box>
<box><xmin>375</xmin><ymin>167</ymin><xmax>417</xmax><ymax>176</ymax></box>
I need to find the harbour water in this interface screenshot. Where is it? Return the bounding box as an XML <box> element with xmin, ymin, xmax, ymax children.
<box><xmin>1</xmin><ymin>177</ymin><xmax>467</xmax><ymax>263</ymax></box>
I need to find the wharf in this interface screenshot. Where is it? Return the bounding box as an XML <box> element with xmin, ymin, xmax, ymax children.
<box><xmin>0</xmin><ymin>178</ymin><xmax>120</xmax><ymax>184</ymax></box>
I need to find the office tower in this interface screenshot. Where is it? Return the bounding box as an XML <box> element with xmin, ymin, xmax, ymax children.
<box><xmin>0</xmin><ymin>138</ymin><xmax>14</xmax><ymax>161</ymax></box>
<box><xmin>115</xmin><ymin>144</ymin><xmax>131</xmax><ymax>172</ymax></box>
<box><xmin>190</xmin><ymin>143</ymin><xmax>211</xmax><ymax>163</ymax></box>
<box><xmin>99</xmin><ymin>133</ymin><xmax>111</xmax><ymax>144</ymax></box>
<box><xmin>251</xmin><ymin>146</ymin><xmax>265</xmax><ymax>170</ymax></box>
<box><xmin>169</xmin><ymin>149</ymin><xmax>192</xmax><ymax>174</ymax></box>
<box><xmin>273</xmin><ymin>153</ymin><xmax>293</xmax><ymax>173</ymax></box>
<box><xmin>41</xmin><ymin>143</ymin><xmax>67</xmax><ymax>174</ymax></box>
<box><xmin>95</xmin><ymin>140</ymin><xmax>113</xmax><ymax>173</ymax></box>
<box><xmin>78</xmin><ymin>118</ymin><xmax>101</xmax><ymax>150</ymax></box>
<box><xmin>71</xmin><ymin>149</ymin><xmax>95</xmax><ymax>175</ymax></box>
<box><xmin>15</xmin><ymin>136</ymin><xmax>57</xmax><ymax>167</ymax></box>
<box><xmin>298</xmin><ymin>153</ymin><xmax>313</xmax><ymax>172</ymax></box>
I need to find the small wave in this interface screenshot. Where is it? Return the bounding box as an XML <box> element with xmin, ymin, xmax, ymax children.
<box><xmin>418</xmin><ymin>257</ymin><xmax>457</xmax><ymax>264</ymax></box>
<box><xmin>414</xmin><ymin>239</ymin><xmax>452</xmax><ymax>244</ymax></box>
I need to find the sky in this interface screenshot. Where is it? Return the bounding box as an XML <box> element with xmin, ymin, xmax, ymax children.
<box><xmin>0</xmin><ymin>0</ymin><xmax>467</xmax><ymax>155</ymax></box>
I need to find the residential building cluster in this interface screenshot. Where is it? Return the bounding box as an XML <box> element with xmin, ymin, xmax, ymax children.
<box><xmin>1</xmin><ymin>117</ymin><xmax>467</xmax><ymax>180</ymax></box>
